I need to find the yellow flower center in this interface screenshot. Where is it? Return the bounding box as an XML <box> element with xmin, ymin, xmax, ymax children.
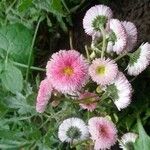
<box><xmin>63</xmin><ymin>66</ymin><xmax>74</xmax><ymax>76</ymax></box>
<box><xmin>96</xmin><ymin>65</ymin><xmax>106</xmax><ymax>75</ymax></box>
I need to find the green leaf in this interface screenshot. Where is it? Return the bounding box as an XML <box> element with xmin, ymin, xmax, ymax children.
<box><xmin>4</xmin><ymin>92</ymin><xmax>35</xmax><ymax>114</ymax></box>
<box><xmin>18</xmin><ymin>0</ymin><xmax>33</xmax><ymax>12</ymax></box>
<box><xmin>51</xmin><ymin>0</ymin><xmax>65</xmax><ymax>15</ymax></box>
<box><xmin>1</xmin><ymin>64</ymin><xmax>23</xmax><ymax>93</ymax></box>
<box><xmin>0</xmin><ymin>23</ymin><xmax>33</xmax><ymax>64</ymax></box>
<box><xmin>134</xmin><ymin>119</ymin><xmax>150</xmax><ymax>150</ymax></box>
<box><xmin>106</xmin><ymin>84</ymin><xmax>119</xmax><ymax>100</ymax></box>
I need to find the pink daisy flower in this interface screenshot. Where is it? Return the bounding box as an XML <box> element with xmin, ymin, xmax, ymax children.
<box><xmin>111</xmin><ymin>72</ymin><xmax>132</xmax><ymax>110</ymax></box>
<box><xmin>107</xmin><ymin>19</ymin><xmax>127</xmax><ymax>54</ymax></box>
<box><xmin>83</xmin><ymin>5</ymin><xmax>113</xmax><ymax>36</ymax></box>
<box><xmin>88</xmin><ymin>117</ymin><xmax>117</xmax><ymax>150</ymax></box>
<box><xmin>36</xmin><ymin>78</ymin><xmax>53</xmax><ymax>113</ymax></box>
<box><xmin>122</xmin><ymin>21</ymin><xmax>137</xmax><ymax>52</ymax></box>
<box><xmin>46</xmin><ymin>50</ymin><xmax>89</xmax><ymax>94</ymax></box>
<box><xmin>79</xmin><ymin>92</ymin><xmax>99</xmax><ymax>112</ymax></box>
<box><xmin>89</xmin><ymin>58</ymin><xmax>118</xmax><ymax>86</ymax></box>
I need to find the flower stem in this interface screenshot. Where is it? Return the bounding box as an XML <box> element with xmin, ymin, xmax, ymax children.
<box><xmin>101</xmin><ymin>27</ymin><xmax>106</xmax><ymax>58</ymax></box>
<box><xmin>69</xmin><ymin>30</ymin><xmax>74</xmax><ymax>49</ymax></box>
<box><xmin>12</xmin><ymin>61</ymin><xmax>45</xmax><ymax>71</ymax></box>
<box><xmin>85</xmin><ymin>45</ymin><xmax>90</xmax><ymax>61</ymax></box>
<box><xmin>25</xmin><ymin>17</ymin><xmax>42</xmax><ymax>82</ymax></box>
<box><xmin>114</xmin><ymin>52</ymin><xmax>128</xmax><ymax>62</ymax></box>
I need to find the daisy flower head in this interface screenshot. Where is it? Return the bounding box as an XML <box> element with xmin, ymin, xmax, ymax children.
<box><xmin>83</xmin><ymin>5</ymin><xmax>113</xmax><ymax>36</ymax></box>
<box><xmin>89</xmin><ymin>58</ymin><xmax>118</xmax><ymax>86</ymax></box>
<box><xmin>108</xmin><ymin>72</ymin><xmax>132</xmax><ymax>110</ymax></box>
<box><xmin>58</xmin><ymin>117</ymin><xmax>89</xmax><ymax>143</ymax></box>
<box><xmin>122</xmin><ymin>21</ymin><xmax>137</xmax><ymax>52</ymax></box>
<box><xmin>36</xmin><ymin>78</ymin><xmax>53</xmax><ymax>113</ymax></box>
<box><xmin>46</xmin><ymin>50</ymin><xmax>89</xmax><ymax>94</ymax></box>
<box><xmin>88</xmin><ymin>117</ymin><xmax>117</xmax><ymax>150</ymax></box>
<box><xmin>119</xmin><ymin>132</ymin><xmax>138</xmax><ymax>150</ymax></box>
<box><xmin>107</xmin><ymin>19</ymin><xmax>127</xmax><ymax>54</ymax></box>
<box><xmin>79</xmin><ymin>92</ymin><xmax>99</xmax><ymax>112</ymax></box>
<box><xmin>127</xmin><ymin>42</ymin><xmax>150</xmax><ymax>76</ymax></box>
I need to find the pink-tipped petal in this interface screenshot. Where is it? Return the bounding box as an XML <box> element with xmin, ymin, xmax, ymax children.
<box><xmin>109</xmin><ymin>19</ymin><xmax>127</xmax><ymax>54</ymax></box>
<box><xmin>88</xmin><ymin>117</ymin><xmax>118</xmax><ymax>150</ymax></box>
<box><xmin>36</xmin><ymin>78</ymin><xmax>53</xmax><ymax>113</ymax></box>
<box><xmin>79</xmin><ymin>92</ymin><xmax>99</xmax><ymax>112</ymax></box>
<box><xmin>46</xmin><ymin>50</ymin><xmax>89</xmax><ymax>94</ymax></box>
<box><xmin>122</xmin><ymin>21</ymin><xmax>137</xmax><ymax>51</ymax></box>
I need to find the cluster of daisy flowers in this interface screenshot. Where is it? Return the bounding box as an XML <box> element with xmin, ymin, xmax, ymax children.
<box><xmin>36</xmin><ymin>4</ymin><xmax>150</xmax><ymax>150</ymax></box>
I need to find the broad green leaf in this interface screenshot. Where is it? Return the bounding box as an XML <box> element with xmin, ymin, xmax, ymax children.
<box><xmin>134</xmin><ymin>119</ymin><xmax>150</xmax><ymax>150</ymax></box>
<box><xmin>1</xmin><ymin>64</ymin><xmax>23</xmax><ymax>93</ymax></box>
<box><xmin>0</xmin><ymin>23</ymin><xmax>33</xmax><ymax>64</ymax></box>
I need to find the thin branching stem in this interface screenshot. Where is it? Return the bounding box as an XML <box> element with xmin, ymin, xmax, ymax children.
<box><xmin>12</xmin><ymin>61</ymin><xmax>45</xmax><ymax>72</ymax></box>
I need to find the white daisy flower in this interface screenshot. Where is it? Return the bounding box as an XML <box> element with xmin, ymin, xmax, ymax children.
<box><xmin>127</xmin><ymin>42</ymin><xmax>150</xmax><ymax>76</ymax></box>
<box><xmin>107</xmin><ymin>72</ymin><xmax>132</xmax><ymax>110</ymax></box>
<box><xmin>119</xmin><ymin>132</ymin><xmax>138</xmax><ymax>150</ymax></box>
<box><xmin>83</xmin><ymin>5</ymin><xmax>113</xmax><ymax>36</ymax></box>
<box><xmin>107</xmin><ymin>19</ymin><xmax>127</xmax><ymax>54</ymax></box>
<box><xmin>58</xmin><ymin>117</ymin><xmax>89</xmax><ymax>143</ymax></box>
<box><xmin>122</xmin><ymin>21</ymin><xmax>137</xmax><ymax>52</ymax></box>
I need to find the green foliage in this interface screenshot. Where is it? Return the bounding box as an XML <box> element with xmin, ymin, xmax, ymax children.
<box><xmin>0</xmin><ymin>23</ymin><xmax>33</xmax><ymax>64</ymax></box>
<box><xmin>134</xmin><ymin>119</ymin><xmax>150</xmax><ymax>150</ymax></box>
<box><xmin>0</xmin><ymin>0</ymin><xmax>149</xmax><ymax>149</ymax></box>
<box><xmin>1</xmin><ymin>63</ymin><xmax>23</xmax><ymax>93</ymax></box>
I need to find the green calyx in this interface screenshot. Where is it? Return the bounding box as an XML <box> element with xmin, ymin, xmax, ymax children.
<box><xmin>109</xmin><ymin>31</ymin><xmax>117</xmax><ymax>43</ymax></box>
<box><xmin>92</xmin><ymin>16</ymin><xmax>107</xmax><ymax>31</ymax></box>
<box><xmin>129</xmin><ymin>48</ymin><xmax>141</xmax><ymax>65</ymax></box>
<box><xmin>106</xmin><ymin>84</ymin><xmax>119</xmax><ymax>101</ymax></box>
<box><xmin>67</xmin><ymin>126</ymin><xmax>81</xmax><ymax>140</ymax></box>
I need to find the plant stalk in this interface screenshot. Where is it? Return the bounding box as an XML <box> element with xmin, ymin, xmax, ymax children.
<box><xmin>12</xmin><ymin>61</ymin><xmax>45</xmax><ymax>72</ymax></box>
<box><xmin>25</xmin><ymin>18</ymin><xmax>41</xmax><ymax>81</ymax></box>
<box><xmin>101</xmin><ymin>27</ymin><xmax>106</xmax><ymax>58</ymax></box>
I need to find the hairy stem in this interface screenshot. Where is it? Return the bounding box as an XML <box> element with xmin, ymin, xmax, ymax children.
<box><xmin>101</xmin><ymin>27</ymin><xmax>106</xmax><ymax>58</ymax></box>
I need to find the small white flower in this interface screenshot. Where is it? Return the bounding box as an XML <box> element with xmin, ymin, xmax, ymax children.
<box><xmin>119</xmin><ymin>132</ymin><xmax>138</xmax><ymax>150</ymax></box>
<box><xmin>89</xmin><ymin>58</ymin><xmax>118</xmax><ymax>86</ymax></box>
<box><xmin>58</xmin><ymin>118</ymin><xmax>89</xmax><ymax>143</ymax></box>
<box><xmin>83</xmin><ymin>5</ymin><xmax>113</xmax><ymax>36</ymax></box>
<box><xmin>107</xmin><ymin>19</ymin><xmax>127</xmax><ymax>54</ymax></box>
<box><xmin>122</xmin><ymin>21</ymin><xmax>137</xmax><ymax>52</ymax></box>
<box><xmin>127</xmin><ymin>42</ymin><xmax>150</xmax><ymax>76</ymax></box>
<box><xmin>108</xmin><ymin>72</ymin><xmax>132</xmax><ymax>110</ymax></box>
